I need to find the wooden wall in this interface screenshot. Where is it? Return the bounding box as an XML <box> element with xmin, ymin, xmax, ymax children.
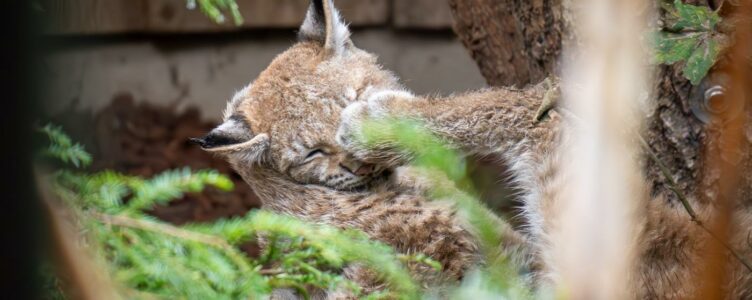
<box><xmin>44</xmin><ymin>0</ymin><xmax>454</xmax><ymax>34</ymax></box>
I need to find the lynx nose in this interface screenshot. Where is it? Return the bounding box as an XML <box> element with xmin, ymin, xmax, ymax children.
<box><xmin>354</xmin><ymin>164</ymin><xmax>375</xmax><ymax>176</ymax></box>
<box><xmin>340</xmin><ymin>161</ymin><xmax>375</xmax><ymax>176</ymax></box>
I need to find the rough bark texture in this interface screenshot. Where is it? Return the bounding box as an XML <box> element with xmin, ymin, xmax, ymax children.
<box><xmin>448</xmin><ymin>0</ymin><xmax>752</xmax><ymax>219</ymax></box>
<box><xmin>448</xmin><ymin>0</ymin><xmax>752</xmax><ymax>297</ymax></box>
<box><xmin>448</xmin><ymin>0</ymin><xmax>565</xmax><ymax>87</ymax></box>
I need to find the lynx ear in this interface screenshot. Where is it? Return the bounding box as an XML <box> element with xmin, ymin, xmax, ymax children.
<box><xmin>191</xmin><ymin>116</ymin><xmax>269</xmax><ymax>163</ymax></box>
<box><xmin>298</xmin><ymin>0</ymin><xmax>352</xmax><ymax>56</ymax></box>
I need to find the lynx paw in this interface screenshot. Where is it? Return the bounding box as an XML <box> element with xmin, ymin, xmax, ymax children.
<box><xmin>337</xmin><ymin>89</ymin><xmax>416</xmax><ymax>167</ymax></box>
<box><xmin>337</xmin><ymin>101</ymin><xmax>371</xmax><ymax>157</ymax></box>
<box><xmin>390</xmin><ymin>166</ymin><xmax>457</xmax><ymax>196</ymax></box>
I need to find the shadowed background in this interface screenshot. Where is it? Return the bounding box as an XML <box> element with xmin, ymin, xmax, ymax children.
<box><xmin>43</xmin><ymin>0</ymin><xmax>485</xmax><ymax>119</ymax></box>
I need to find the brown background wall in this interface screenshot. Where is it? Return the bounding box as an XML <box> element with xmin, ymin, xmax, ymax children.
<box><xmin>42</xmin><ymin>0</ymin><xmax>486</xmax><ymax>120</ymax></box>
<box><xmin>45</xmin><ymin>0</ymin><xmax>455</xmax><ymax>34</ymax></box>
<box><xmin>40</xmin><ymin>0</ymin><xmax>501</xmax><ymax>224</ymax></box>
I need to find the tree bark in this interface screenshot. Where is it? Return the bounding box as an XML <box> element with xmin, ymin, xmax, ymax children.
<box><xmin>449</xmin><ymin>0</ymin><xmax>752</xmax><ymax>297</ymax></box>
<box><xmin>448</xmin><ymin>0</ymin><xmax>718</xmax><ymax>204</ymax></box>
<box><xmin>447</xmin><ymin>0</ymin><xmax>566</xmax><ymax>87</ymax></box>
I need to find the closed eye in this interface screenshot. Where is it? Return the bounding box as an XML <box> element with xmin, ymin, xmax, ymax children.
<box><xmin>305</xmin><ymin>149</ymin><xmax>326</xmax><ymax>159</ymax></box>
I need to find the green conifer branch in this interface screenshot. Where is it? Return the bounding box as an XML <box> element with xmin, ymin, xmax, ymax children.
<box><xmin>40</xmin><ymin>124</ymin><xmax>425</xmax><ymax>299</ymax></box>
<box><xmin>39</xmin><ymin>124</ymin><xmax>92</xmax><ymax>168</ymax></box>
<box><xmin>360</xmin><ymin>119</ymin><xmax>533</xmax><ymax>299</ymax></box>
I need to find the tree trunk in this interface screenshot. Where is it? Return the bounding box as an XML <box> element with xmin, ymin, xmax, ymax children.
<box><xmin>447</xmin><ymin>0</ymin><xmax>719</xmax><ymax>203</ymax></box>
<box><xmin>447</xmin><ymin>0</ymin><xmax>566</xmax><ymax>87</ymax></box>
<box><xmin>449</xmin><ymin>0</ymin><xmax>752</xmax><ymax>297</ymax></box>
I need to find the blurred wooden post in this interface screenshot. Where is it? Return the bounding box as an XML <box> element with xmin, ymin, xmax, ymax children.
<box><xmin>694</xmin><ymin>2</ymin><xmax>752</xmax><ymax>299</ymax></box>
<box><xmin>36</xmin><ymin>170</ymin><xmax>119</xmax><ymax>300</ymax></box>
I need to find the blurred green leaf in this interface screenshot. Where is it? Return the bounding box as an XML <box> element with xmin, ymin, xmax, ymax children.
<box><xmin>653</xmin><ymin>0</ymin><xmax>725</xmax><ymax>85</ymax></box>
<box><xmin>664</xmin><ymin>0</ymin><xmax>720</xmax><ymax>31</ymax></box>
<box><xmin>683</xmin><ymin>35</ymin><xmax>723</xmax><ymax>85</ymax></box>
<box><xmin>653</xmin><ymin>32</ymin><xmax>701</xmax><ymax>64</ymax></box>
<box><xmin>360</xmin><ymin>118</ymin><xmax>533</xmax><ymax>299</ymax></box>
<box><xmin>189</xmin><ymin>0</ymin><xmax>244</xmax><ymax>26</ymax></box>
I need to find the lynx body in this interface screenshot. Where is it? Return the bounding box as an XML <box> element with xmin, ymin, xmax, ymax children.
<box><xmin>200</xmin><ymin>0</ymin><xmax>752</xmax><ymax>298</ymax></box>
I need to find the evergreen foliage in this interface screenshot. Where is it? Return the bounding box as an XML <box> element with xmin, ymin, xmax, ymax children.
<box><xmin>39</xmin><ymin>124</ymin><xmax>92</xmax><ymax>168</ymax></box>
<box><xmin>359</xmin><ymin>119</ymin><xmax>533</xmax><ymax>298</ymax></box>
<box><xmin>41</xmin><ymin>124</ymin><xmax>425</xmax><ymax>299</ymax></box>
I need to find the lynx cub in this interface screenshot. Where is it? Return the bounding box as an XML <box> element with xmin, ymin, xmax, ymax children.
<box><xmin>194</xmin><ymin>0</ymin><xmax>529</xmax><ymax>297</ymax></box>
<box><xmin>201</xmin><ymin>0</ymin><xmax>751</xmax><ymax>297</ymax></box>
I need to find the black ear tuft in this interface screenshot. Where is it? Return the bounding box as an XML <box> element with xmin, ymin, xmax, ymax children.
<box><xmin>297</xmin><ymin>0</ymin><xmax>351</xmax><ymax>55</ymax></box>
<box><xmin>190</xmin><ymin>134</ymin><xmax>244</xmax><ymax>149</ymax></box>
<box><xmin>312</xmin><ymin>0</ymin><xmax>324</xmax><ymax>18</ymax></box>
<box><xmin>189</xmin><ymin>137</ymin><xmax>207</xmax><ymax>147</ymax></box>
<box><xmin>298</xmin><ymin>0</ymin><xmax>326</xmax><ymax>42</ymax></box>
<box><xmin>191</xmin><ymin>115</ymin><xmax>253</xmax><ymax>150</ymax></box>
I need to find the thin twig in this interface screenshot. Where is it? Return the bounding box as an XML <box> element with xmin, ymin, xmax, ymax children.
<box><xmin>639</xmin><ymin>136</ymin><xmax>752</xmax><ymax>273</ymax></box>
<box><xmin>94</xmin><ymin>212</ymin><xmax>223</xmax><ymax>245</ymax></box>
<box><xmin>258</xmin><ymin>268</ymin><xmax>284</xmax><ymax>276</ymax></box>
<box><xmin>638</xmin><ymin>137</ymin><xmax>699</xmax><ymax>219</ymax></box>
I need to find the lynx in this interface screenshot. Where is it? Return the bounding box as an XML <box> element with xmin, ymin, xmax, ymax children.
<box><xmin>193</xmin><ymin>0</ymin><xmax>529</xmax><ymax>298</ymax></box>
<box><xmin>201</xmin><ymin>0</ymin><xmax>752</xmax><ymax>297</ymax></box>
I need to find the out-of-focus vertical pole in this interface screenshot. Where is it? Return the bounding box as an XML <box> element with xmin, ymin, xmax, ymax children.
<box><xmin>553</xmin><ymin>0</ymin><xmax>650</xmax><ymax>298</ymax></box>
<box><xmin>694</xmin><ymin>1</ymin><xmax>752</xmax><ymax>299</ymax></box>
<box><xmin>36</xmin><ymin>172</ymin><xmax>120</xmax><ymax>300</ymax></box>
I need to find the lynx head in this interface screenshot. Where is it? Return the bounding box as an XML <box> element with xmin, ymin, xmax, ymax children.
<box><xmin>193</xmin><ymin>0</ymin><xmax>407</xmax><ymax>192</ymax></box>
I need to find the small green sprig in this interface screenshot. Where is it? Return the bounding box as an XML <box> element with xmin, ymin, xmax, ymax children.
<box><xmin>360</xmin><ymin>119</ymin><xmax>533</xmax><ymax>299</ymax></box>
<box><xmin>39</xmin><ymin>123</ymin><xmax>92</xmax><ymax>168</ymax></box>
<box><xmin>187</xmin><ymin>0</ymin><xmax>244</xmax><ymax>26</ymax></box>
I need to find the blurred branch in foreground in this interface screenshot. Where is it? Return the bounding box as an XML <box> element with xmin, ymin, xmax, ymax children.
<box><xmin>360</xmin><ymin>118</ymin><xmax>534</xmax><ymax>298</ymax></box>
<box><xmin>554</xmin><ymin>0</ymin><xmax>648</xmax><ymax>298</ymax></box>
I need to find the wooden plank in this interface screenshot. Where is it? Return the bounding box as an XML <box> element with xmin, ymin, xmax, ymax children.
<box><xmin>392</xmin><ymin>0</ymin><xmax>453</xmax><ymax>29</ymax></box>
<box><xmin>338</xmin><ymin>0</ymin><xmax>389</xmax><ymax>26</ymax></box>
<box><xmin>45</xmin><ymin>0</ymin><xmax>390</xmax><ymax>34</ymax></box>
<box><xmin>146</xmin><ymin>0</ymin><xmax>390</xmax><ymax>32</ymax></box>
<box><xmin>146</xmin><ymin>0</ymin><xmax>303</xmax><ymax>32</ymax></box>
<box><xmin>44</xmin><ymin>0</ymin><xmax>147</xmax><ymax>34</ymax></box>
